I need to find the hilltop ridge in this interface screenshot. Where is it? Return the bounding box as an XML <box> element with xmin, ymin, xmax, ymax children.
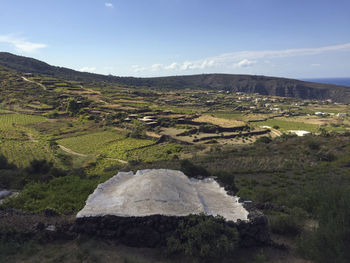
<box><xmin>1</xmin><ymin>51</ymin><xmax>350</xmax><ymax>102</ymax></box>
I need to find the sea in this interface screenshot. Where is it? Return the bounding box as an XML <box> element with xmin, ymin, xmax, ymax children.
<box><xmin>301</xmin><ymin>78</ymin><xmax>350</xmax><ymax>87</ymax></box>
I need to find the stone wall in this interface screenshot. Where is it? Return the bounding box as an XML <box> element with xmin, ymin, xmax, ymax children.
<box><xmin>74</xmin><ymin>209</ymin><xmax>270</xmax><ymax>248</ymax></box>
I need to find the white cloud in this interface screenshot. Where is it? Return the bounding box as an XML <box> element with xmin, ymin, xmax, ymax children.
<box><xmin>105</xmin><ymin>2</ymin><xmax>113</xmax><ymax>8</ymax></box>
<box><xmin>180</xmin><ymin>61</ymin><xmax>194</xmax><ymax>70</ymax></box>
<box><xmin>151</xmin><ymin>64</ymin><xmax>163</xmax><ymax>71</ymax></box>
<box><xmin>0</xmin><ymin>35</ymin><xmax>47</xmax><ymax>53</ymax></box>
<box><xmin>165</xmin><ymin>62</ymin><xmax>178</xmax><ymax>70</ymax></box>
<box><xmin>134</xmin><ymin>42</ymin><xmax>350</xmax><ymax>74</ymax></box>
<box><xmin>79</xmin><ymin>66</ymin><xmax>96</xmax><ymax>72</ymax></box>
<box><xmin>237</xmin><ymin>59</ymin><xmax>255</xmax><ymax>68</ymax></box>
<box><xmin>132</xmin><ymin>65</ymin><xmax>146</xmax><ymax>73</ymax></box>
<box><xmin>311</xmin><ymin>63</ymin><xmax>321</xmax><ymax>67</ymax></box>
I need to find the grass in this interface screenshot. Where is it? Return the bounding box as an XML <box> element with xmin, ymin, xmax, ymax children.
<box><xmin>0</xmin><ymin>140</ymin><xmax>57</xmax><ymax>167</ymax></box>
<box><xmin>252</xmin><ymin>118</ymin><xmax>320</xmax><ymax>132</ymax></box>
<box><xmin>193</xmin><ymin>115</ymin><xmax>245</xmax><ymax>127</ymax></box>
<box><xmin>0</xmin><ymin>113</ymin><xmax>47</xmax><ymax>129</ymax></box>
<box><xmin>126</xmin><ymin>143</ymin><xmax>182</xmax><ymax>162</ymax></box>
<box><xmin>85</xmin><ymin>158</ymin><xmax>124</xmax><ymax>177</ymax></box>
<box><xmin>104</xmin><ymin>138</ymin><xmax>155</xmax><ymax>160</ymax></box>
<box><xmin>2</xmin><ymin>175</ymin><xmax>100</xmax><ymax>214</ymax></box>
<box><xmin>57</xmin><ymin>130</ymin><xmax>126</xmax><ymax>154</ymax></box>
<box><xmin>57</xmin><ymin>131</ymin><xmax>172</xmax><ymax>162</ymax></box>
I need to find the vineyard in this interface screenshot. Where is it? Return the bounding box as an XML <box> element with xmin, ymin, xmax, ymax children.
<box><xmin>0</xmin><ymin>140</ymin><xmax>57</xmax><ymax>167</ymax></box>
<box><xmin>57</xmin><ymin>131</ymin><xmax>126</xmax><ymax>154</ymax></box>
<box><xmin>0</xmin><ymin>113</ymin><xmax>56</xmax><ymax>167</ymax></box>
<box><xmin>0</xmin><ymin>113</ymin><xmax>47</xmax><ymax>128</ymax></box>
<box><xmin>251</xmin><ymin>118</ymin><xmax>321</xmax><ymax>132</ymax></box>
<box><xmin>125</xmin><ymin>143</ymin><xmax>182</xmax><ymax>162</ymax></box>
<box><xmin>103</xmin><ymin>138</ymin><xmax>156</xmax><ymax>160</ymax></box>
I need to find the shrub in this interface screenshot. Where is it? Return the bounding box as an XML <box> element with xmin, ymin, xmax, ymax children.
<box><xmin>213</xmin><ymin>171</ymin><xmax>237</xmax><ymax>192</ymax></box>
<box><xmin>0</xmin><ymin>154</ymin><xmax>15</xmax><ymax>169</ymax></box>
<box><xmin>237</xmin><ymin>187</ymin><xmax>253</xmax><ymax>201</ymax></box>
<box><xmin>256</xmin><ymin>136</ymin><xmax>271</xmax><ymax>144</ymax></box>
<box><xmin>128</xmin><ymin>120</ymin><xmax>146</xmax><ymax>139</ymax></box>
<box><xmin>199</xmin><ymin>124</ymin><xmax>219</xmax><ymax>133</ymax></box>
<box><xmin>269</xmin><ymin>207</ymin><xmax>307</xmax><ymax>236</ymax></box>
<box><xmin>180</xmin><ymin>160</ymin><xmax>210</xmax><ymax>178</ymax></box>
<box><xmin>297</xmin><ymin>186</ymin><xmax>350</xmax><ymax>263</ymax></box>
<box><xmin>308</xmin><ymin>141</ymin><xmax>320</xmax><ymax>150</ymax></box>
<box><xmin>166</xmin><ymin>214</ymin><xmax>239</xmax><ymax>261</ymax></box>
<box><xmin>1</xmin><ymin>176</ymin><xmax>98</xmax><ymax>214</ymax></box>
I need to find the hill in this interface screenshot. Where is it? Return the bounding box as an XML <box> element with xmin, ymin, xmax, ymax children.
<box><xmin>1</xmin><ymin>52</ymin><xmax>350</xmax><ymax>102</ymax></box>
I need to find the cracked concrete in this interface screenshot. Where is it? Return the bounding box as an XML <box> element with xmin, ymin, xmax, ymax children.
<box><xmin>77</xmin><ymin>169</ymin><xmax>249</xmax><ymax>222</ymax></box>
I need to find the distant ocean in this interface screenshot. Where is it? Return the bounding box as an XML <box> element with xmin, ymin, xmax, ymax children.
<box><xmin>301</xmin><ymin>78</ymin><xmax>350</xmax><ymax>87</ymax></box>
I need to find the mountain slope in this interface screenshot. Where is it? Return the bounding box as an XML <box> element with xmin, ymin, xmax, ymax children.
<box><xmin>1</xmin><ymin>52</ymin><xmax>350</xmax><ymax>102</ymax></box>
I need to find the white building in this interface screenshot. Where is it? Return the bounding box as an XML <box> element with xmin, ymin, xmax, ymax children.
<box><xmin>289</xmin><ymin>130</ymin><xmax>311</xmax><ymax>136</ymax></box>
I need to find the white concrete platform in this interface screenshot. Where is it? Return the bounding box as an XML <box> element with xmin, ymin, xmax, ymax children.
<box><xmin>77</xmin><ymin>169</ymin><xmax>249</xmax><ymax>222</ymax></box>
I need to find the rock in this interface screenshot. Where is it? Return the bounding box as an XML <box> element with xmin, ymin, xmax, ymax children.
<box><xmin>46</xmin><ymin>225</ymin><xmax>56</xmax><ymax>232</ymax></box>
<box><xmin>0</xmin><ymin>190</ymin><xmax>12</xmax><ymax>199</ymax></box>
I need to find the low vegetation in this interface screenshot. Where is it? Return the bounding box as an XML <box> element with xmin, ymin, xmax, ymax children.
<box><xmin>1</xmin><ymin>60</ymin><xmax>350</xmax><ymax>262</ymax></box>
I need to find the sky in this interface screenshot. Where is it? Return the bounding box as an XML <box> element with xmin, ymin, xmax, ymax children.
<box><xmin>0</xmin><ymin>0</ymin><xmax>349</xmax><ymax>78</ymax></box>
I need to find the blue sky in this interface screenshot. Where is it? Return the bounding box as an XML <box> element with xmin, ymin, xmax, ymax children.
<box><xmin>0</xmin><ymin>0</ymin><xmax>349</xmax><ymax>78</ymax></box>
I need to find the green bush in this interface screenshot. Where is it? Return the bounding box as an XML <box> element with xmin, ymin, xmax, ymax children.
<box><xmin>166</xmin><ymin>214</ymin><xmax>239</xmax><ymax>261</ymax></box>
<box><xmin>269</xmin><ymin>207</ymin><xmax>307</xmax><ymax>236</ymax></box>
<box><xmin>308</xmin><ymin>141</ymin><xmax>320</xmax><ymax>150</ymax></box>
<box><xmin>0</xmin><ymin>154</ymin><xmax>16</xmax><ymax>169</ymax></box>
<box><xmin>297</xmin><ymin>186</ymin><xmax>350</xmax><ymax>263</ymax></box>
<box><xmin>256</xmin><ymin>136</ymin><xmax>272</xmax><ymax>144</ymax></box>
<box><xmin>128</xmin><ymin>120</ymin><xmax>146</xmax><ymax>139</ymax></box>
<box><xmin>213</xmin><ymin>171</ymin><xmax>237</xmax><ymax>192</ymax></box>
<box><xmin>180</xmin><ymin>160</ymin><xmax>210</xmax><ymax>178</ymax></box>
<box><xmin>1</xmin><ymin>176</ymin><xmax>98</xmax><ymax>214</ymax></box>
<box><xmin>237</xmin><ymin>187</ymin><xmax>253</xmax><ymax>201</ymax></box>
<box><xmin>199</xmin><ymin>124</ymin><xmax>219</xmax><ymax>133</ymax></box>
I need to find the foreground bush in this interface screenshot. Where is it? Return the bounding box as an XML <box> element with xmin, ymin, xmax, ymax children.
<box><xmin>180</xmin><ymin>160</ymin><xmax>210</xmax><ymax>178</ymax></box>
<box><xmin>269</xmin><ymin>207</ymin><xmax>307</xmax><ymax>236</ymax></box>
<box><xmin>297</xmin><ymin>186</ymin><xmax>350</xmax><ymax>263</ymax></box>
<box><xmin>166</xmin><ymin>214</ymin><xmax>239</xmax><ymax>261</ymax></box>
<box><xmin>1</xmin><ymin>176</ymin><xmax>98</xmax><ymax>214</ymax></box>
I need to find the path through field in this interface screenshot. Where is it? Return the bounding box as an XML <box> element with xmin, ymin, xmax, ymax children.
<box><xmin>22</xmin><ymin>76</ymin><xmax>47</xmax><ymax>90</ymax></box>
<box><xmin>58</xmin><ymin>145</ymin><xmax>89</xmax><ymax>157</ymax></box>
<box><xmin>58</xmin><ymin>145</ymin><xmax>128</xmax><ymax>164</ymax></box>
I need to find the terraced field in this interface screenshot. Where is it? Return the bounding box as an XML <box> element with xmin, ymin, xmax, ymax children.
<box><xmin>125</xmin><ymin>143</ymin><xmax>182</xmax><ymax>162</ymax></box>
<box><xmin>0</xmin><ymin>140</ymin><xmax>56</xmax><ymax>167</ymax></box>
<box><xmin>252</xmin><ymin>118</ymin><xmax>320</xmax><ymax>133</ymax></box>
<box><xmin>0</xmin><ymin>113</ymin><xmax>47</xmax><ymax>128</ymax></box>
<box><xmin>104</xmin><ymin>138</ymin><xmax>156</xmax><ymax>160</ymax></box>
<box><xmin>193</xmin><ymin>115</ymin><xmax>245</xmax><ymax>127</ymax></box>
<box><xmin>57</xmin><ymin>131</ymin><xmax>169</xmax><ymax>162</ymax></box>
<box><xmin>57</xmin><ymin>131</ymin><xmax>126</xmax><ymax>154</ymax></box>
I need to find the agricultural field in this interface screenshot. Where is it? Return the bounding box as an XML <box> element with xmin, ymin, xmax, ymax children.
<box><xmin>57</xmin><ymin>130</ymin><xmax>126</xmax><ymax>154</ymax></box>
<box><xmin>251</xmin><ymin>118</ymin><xmax>321</xmax><ymax>133</ymax></box>
<box><xmin>125</xmin><ymin>143</ymin><xmax>182</xmax><ymax>162</ymax></box>
<box><xmin>0</xmin><ymin>140</ymin><xmax>57</xmax><ymax>167</ymax></box>
<box><xmin>0</xmin><ymin>113</ymin><xmax>47</xmax><ymax>128</ymax></box>
<box><xmin>103</xmin><ymin>138</ymin><xmax>156</xmax><ymax>160</ymax></box>
<box><xmin>193</xmin><ymin>115</ymin><xmax>245</xmax><ymax>127</ymax></box>
<box><xmin>210</xmin><ymin>112</ymin><xmax>277</xmax><ymax>122</ymax></box>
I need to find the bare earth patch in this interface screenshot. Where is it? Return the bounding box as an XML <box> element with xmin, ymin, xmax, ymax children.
<box><xmin>193</xmin><ymin>115</ymin><xmax>245</xmax><ymax>127</ymax></box>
